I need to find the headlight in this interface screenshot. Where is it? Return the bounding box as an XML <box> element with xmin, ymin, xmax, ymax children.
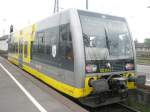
<box><xmin>125</xmin><ymin>63</ymin><xmax>134</xmax><ymax>70</ymax></box>
<box><xmin>86</xmin><ymin>64</ymin><xmax>97</xmax><ymax>73</ymax></box>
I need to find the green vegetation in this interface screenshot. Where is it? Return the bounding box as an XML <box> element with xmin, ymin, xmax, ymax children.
<box><xmin>144</xmin><ymin>38</ymin><xmax>150</xmax><ymax>47</ymax></box>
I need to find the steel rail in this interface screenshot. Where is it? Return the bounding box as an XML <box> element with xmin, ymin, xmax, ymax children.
<box><xmin>118</xmin><ymin>103</ymin><xmax>141</xmax><ymax>112</ymax></box>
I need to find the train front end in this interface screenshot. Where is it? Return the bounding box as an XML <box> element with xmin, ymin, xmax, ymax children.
<box><xmin>78</xmin><ymin>10</ymin><xmax>136</xmax><ymax>107</ymax></box>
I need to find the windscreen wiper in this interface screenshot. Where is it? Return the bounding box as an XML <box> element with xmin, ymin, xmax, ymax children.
<box><xmin>104</xmin><ymin>28</ymin><xmax>110</xmax><ymax>56</ymax></box>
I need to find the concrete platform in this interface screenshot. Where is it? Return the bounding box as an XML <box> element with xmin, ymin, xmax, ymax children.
<box><xmin>0</xmin><ymin>57</ymin><xmax>87</xmax><ymax>112</ymax></box>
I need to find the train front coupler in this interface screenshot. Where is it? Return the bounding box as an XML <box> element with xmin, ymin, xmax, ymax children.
<box><xmin>87</xmin><ymin>76</ymin><xmax>128</xmax><ymax>106</ymax></box>
<box><xmin>80</xmin><ymin>75</ymin><xmax>129</xmax><ymax>107</ymax></box>
<box><xmin>90</xmin><ymin>76</ymin><xmax>128</xmax><ymax>97</ymax></box>
<box><xmin>108</xmin><ymin>77</ymin><xmax>128</xmax><ymax>98</ymax></box>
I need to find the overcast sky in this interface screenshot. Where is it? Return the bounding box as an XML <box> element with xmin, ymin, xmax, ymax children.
<box><xmin>0</xmin><ymin>0</ymin><xmax>150</xmax><ymax>42</ymax></box>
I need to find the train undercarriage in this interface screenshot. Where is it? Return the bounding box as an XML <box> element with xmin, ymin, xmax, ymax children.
<box><xmin>80</xmin><ymin>74</ymin><xmax>136</xmax><ymax>107</ymax></box>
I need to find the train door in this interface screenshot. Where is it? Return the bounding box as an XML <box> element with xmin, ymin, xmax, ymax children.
<box><xmin>18</xmin><ymin>39</ymin><xmax>23</xmax><ymax>67</ymax></box>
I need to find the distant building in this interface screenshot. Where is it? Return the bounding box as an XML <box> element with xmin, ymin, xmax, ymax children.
<box><xmin>135</xmin><ymin>43</ymin><xmax>150</xmax><ymax>52</ymax></box>
<box><xmin>0</xmin><ymin>35</ymin><xmax>9</xmax><ymax>53</ymax></box>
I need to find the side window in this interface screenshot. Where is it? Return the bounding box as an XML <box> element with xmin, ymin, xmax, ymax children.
<box><xmin>9</xmin><ymin>35</ymin><xmax>13</xmax><ymax>53</ymax></box>
<box><xmin>59</xmin><ymin>23</ymin><xmax>74</xmax><ymax>71</ymax></box>
<box><xmin>31</xmin><ymin>42</ymin><xmax>33</xmax><ymax>59</ymax></box>
<box><xmin>13</xmin><ymin>44</ymin><xmax>15</xmax><ymax>53</ymax></box>
<box><xmin>32</xmin><ymin>35</ymin><xmax>38</xmax><ymax>55</ymax></box>
<box><xmin>24</xmin><ymin>41</ymin><xmax>28</xmax><ymax>58</ymax></box>
<box><xmin>13</xmin><ymin>42</ymin><xmax>18</xmax><ymax>54</ymax></box>
<box><xmin>19</xmin><ymin>40</ymin><xmax>23</xmax><ymax>54</ymax></box>
<box><xmin>45</xmin><ymin>30</ymin><xmax>51</xmax><ymax>55</ymax></box>
<box><xmin>47</xmin><ymin>27</ymin><xmax>59</xmax><ymax>59</ymax></box>
<box><xmin>9</xmin><ymin>36</ymin><xmax>16</xmax><ymax>54</ymax></box>
<box><xmin>37</xmin><ymin>32</ymin><xmax>45</xmax><ymax>54</ymax></box>
<box><xmin>32</xmin><ymin>31</ymin><xmax>45</xmax><ymax>57</ymax></box>
<box><xmin>32</xmin><ymin>27</ymin><xmax>59</xmax><ymax>66</ymax></box>
<box><xmin>15</xmin><ymin>43</ymin><xmax>18</xmax><ymax>54</ymax></box>
<box><xmin>20</xmin><ymin>44</ymin><xmax>22</xmax><ymax>54</ymax></box>
<box><xmin>31</xmin><ymin>14</ymin><xmax>74</xmax><ymax>71</ymax></box>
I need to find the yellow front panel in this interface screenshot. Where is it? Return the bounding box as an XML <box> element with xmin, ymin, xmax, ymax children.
<box><xmin>127</xmin><ymin>82</ymin><xmax>136</xmax><ymax>89</ymax></box>
<box><xmin>123</xmin><ymin>72</ymin><xmax>136</xmax><ymax>89</ymax></box>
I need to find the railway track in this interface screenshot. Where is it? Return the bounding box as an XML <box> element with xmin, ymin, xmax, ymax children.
<box><xmin>87</xmin><ymin>103</ymin><xmax>141</xmax><ymax>112</ymax></box>
<box><xmin>117</xmin><ymin>103</ymin><xmax>141</xmax><ymax>112</ymax></box>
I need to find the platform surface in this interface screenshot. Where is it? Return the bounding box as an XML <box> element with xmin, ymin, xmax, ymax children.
<box><xmin>0</xmin><ymin>57</ymin><xmax>86</xmax><ymax>112</ymax></box>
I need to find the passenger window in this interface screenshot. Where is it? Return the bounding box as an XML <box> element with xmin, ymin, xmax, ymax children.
<box><xmin>37</xmin><ymin>32</ymin><xmax>45</xmax><ymax>54</ymax></box>
<box><xmin>16</xmin><ymin>43</ymin><xmax>18</xmax><ymax>53</ymax></box>
<box><xmin>31</xmin><ymin>13</ymin><xmax>73</xmax><ymax>71</ymax></box>
<box><xmin>59</xmin><ymin>23</ymin><xmax>74</xmax><ymax>71</ymax></box>
<box><xmin>24</xmin><ymin>41</ymin><xmax>28</xmax><ymax>58</ymax></box>
<box><xmin>32</xmin><ymin>27</ymin><xmax>60</xmax><ymax>67</ymax></box>
<box><xmin>19</xmin><ymin>41</ymin><xmax>23</xmax><ymax>54</ymax></box>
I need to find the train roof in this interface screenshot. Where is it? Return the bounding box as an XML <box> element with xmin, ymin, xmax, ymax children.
<box><xmin>77</xmin><ymin>9</ymin><xmax>126</xmax><ymax>21</ymax></box>
<box><xmin>37</xmin><ymin>8</ymin><xmax>126</xmax><ymax>25</ymax></box>
<box><xmin>13</xmin><ymin>8</ymin><xmax>127</xmax><ymax>35</ymax></box>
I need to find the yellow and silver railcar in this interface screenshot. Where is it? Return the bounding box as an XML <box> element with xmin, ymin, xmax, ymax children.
<box><xmin>8</xmin><ymin>9</ymin><xmax>136</xmax><ymax>107</ymax></box>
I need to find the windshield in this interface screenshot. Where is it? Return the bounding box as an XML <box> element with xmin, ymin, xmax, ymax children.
<box><xmin>79</xmin><ymin>13</ymin><xmax>133</xmax><ymax>61</ymax></box>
